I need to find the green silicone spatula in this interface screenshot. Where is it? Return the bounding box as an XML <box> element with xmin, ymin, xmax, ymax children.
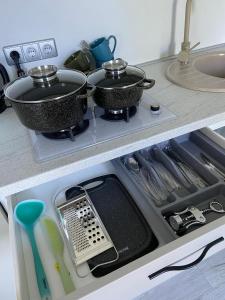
<box><xmin>42</xmin><ymin>217</ymin><xmax>75</xmax><ymax>294</ymax></box>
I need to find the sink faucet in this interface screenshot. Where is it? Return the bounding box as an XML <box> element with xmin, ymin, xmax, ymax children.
<box><xmin>178</xmin><ymin>0</ymin><xmax>200</xmax><ymax>64</ymax></box>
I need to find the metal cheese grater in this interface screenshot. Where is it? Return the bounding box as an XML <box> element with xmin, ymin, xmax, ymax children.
<box><xmin>56</xmin><ymin>190</ymin><xmax>114</xmax><ymax>266</ymax></box>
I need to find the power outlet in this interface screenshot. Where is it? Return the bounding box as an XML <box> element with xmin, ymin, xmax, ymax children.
<box><xmin>39</xmin><ymin>39</ymin><xmax>58</xmax><ymax>59</ymax></box>
<box><xmin>3</xmin><ymin>45</ymin><xmax>26</xmax><ymax>65</ymax></box>
<box><xmin>3</xmin><ymin>38</ymin><xmax>58</xmax><ymax>65</ymax></box>
<box><xmin>22</xmin><ymin>43</ymin><xmax>41</xmax><ymax>62</ymax></box>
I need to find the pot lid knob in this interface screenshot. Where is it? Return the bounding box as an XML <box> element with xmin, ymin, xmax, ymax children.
<box><xmin>28</xmin><ymin>65</ymin><xmax>57</xmax><ymax>81</ymax></box>
<box><xmin>102</xmin><ymin>58</ymin><xmax>128</xmax><ymax>74</ymax></box>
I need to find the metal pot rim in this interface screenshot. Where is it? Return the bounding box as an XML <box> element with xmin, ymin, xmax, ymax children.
<box><xmin>87</xmin><ymin>65</ymin><xmax>146</xmax><ymax>90</ymax></box>
<box><xmin>4</xmin><ymin>69</ymin><xmax>87</xmax><ymax>104</ymax></box>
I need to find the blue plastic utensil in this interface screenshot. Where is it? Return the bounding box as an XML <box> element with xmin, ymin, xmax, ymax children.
<box><xmin>14</xmin><ymin>200</ymin><xmax>51</xmax><ymax>300</ymax></box>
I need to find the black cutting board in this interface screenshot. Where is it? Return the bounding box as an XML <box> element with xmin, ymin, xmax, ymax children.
<box><xmin>66</xmin><ymin>174</ymin><xmax>158</xmax><ymax>277</ymax></box>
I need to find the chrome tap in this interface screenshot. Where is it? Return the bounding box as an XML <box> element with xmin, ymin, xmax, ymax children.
<box><xmin>178</xmin><ymin>0</ymin><xmax>200</xmax><ymax>64</ymax></box>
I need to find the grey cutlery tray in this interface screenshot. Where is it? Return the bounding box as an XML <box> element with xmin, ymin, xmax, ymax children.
<box><xmin>113</xmin><ymin>130</ymin><xmax>225</xmax><ymax>241</ymax></box>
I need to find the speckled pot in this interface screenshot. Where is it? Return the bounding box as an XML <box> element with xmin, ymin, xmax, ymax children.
<box><xmin>87</xmin><ymin>63</ymin><xmax>155</xmax><ymax>110</ymax></box>
<box><xmin>4</xmin><ymin>67</ymin><xmax>88</xmax><ymax>133</ymax></box>
<box><xmin>93</xmin><ymin>83</ymin><xmax>145</xmax><ymax>109</ymax></box>
<box><xmin>10</xmin><ymin>86</ymin><xmax>87</xmax><ymax>132</ymax></box>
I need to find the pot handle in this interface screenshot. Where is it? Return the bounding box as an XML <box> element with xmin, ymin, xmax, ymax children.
<box><xmin>76</xmin><ymin>86</ymin><xmax>96</xmax><ymax>99</ymax></box>
<box><xmin>138</xmin><ymin>78</ymin><xmax>155</xmax><ymax>90</ymax></box>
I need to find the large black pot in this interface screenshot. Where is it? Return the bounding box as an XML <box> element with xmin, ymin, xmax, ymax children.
<box><xmin>4</xmin><ymin>65</ymin><xmax>87</xmax><ymax>132</ymax></box>
<box><xmin>87</xmin><ymin>59</ymin><xmax>155</xmax><ymax>110</ymax></box>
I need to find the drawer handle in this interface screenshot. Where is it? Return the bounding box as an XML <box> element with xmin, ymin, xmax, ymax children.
<box><xmin>148</xmin><ymin>237</ymin><xmax>224</xmax><ymax>280</ymax></box>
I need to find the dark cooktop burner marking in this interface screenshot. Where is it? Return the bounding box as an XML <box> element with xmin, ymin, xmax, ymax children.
<box><xmin>101</xmin><ymin>106</ymin><xmax>137</xmax><ymax>122</ymax></box>
<box><xmin>42</xmin><ymin>119</ymin><xmax>89</xmax><ymax>141</ymax></box>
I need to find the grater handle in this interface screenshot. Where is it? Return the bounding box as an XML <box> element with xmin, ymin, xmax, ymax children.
<box><xmin>66</xmin><ymin>179</ymin><xmax>105</xmax><ymax>200</ymax></box>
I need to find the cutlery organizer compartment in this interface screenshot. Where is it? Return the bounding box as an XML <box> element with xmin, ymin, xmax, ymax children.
<box><xmin>168</xmin><ymin>138</ymin><xmax>218</xmax><ymax>186</ymax></box>
<box><xmin>162</xmin><ymin>184</ymin><xmax>225</xmax><ymax>236</ymax></box>
<box><xmin>179</xmin><ymin>131</ymin><xmax>225</xmax><ymax>178</ymax></box>
<box><xmin>114</xmin><ymin>130</ymin><xmax>225</xmax><ymax>239</ymax></box>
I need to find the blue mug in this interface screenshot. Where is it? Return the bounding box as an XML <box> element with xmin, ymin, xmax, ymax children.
<box><xmin>90</xmin><ymin>35</ymin><xmax>117</xmax><ymax>67</ymax></box>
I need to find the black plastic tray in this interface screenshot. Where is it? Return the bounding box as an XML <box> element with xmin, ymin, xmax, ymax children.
<box><xmin>66</xmin><ymin>174</ymin><xmax>158</xmax><ymax>277</ymax></box>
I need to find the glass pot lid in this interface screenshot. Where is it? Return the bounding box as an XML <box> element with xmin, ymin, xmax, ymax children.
<box><xmin>4</xmin><ymin>65</ymin><xmax>87</xmax><ymax>103</ymax></box>
<box><xmin>87</xmin><ymin>58</ymin><xmax>146</xmax><ymax>89</ymax></box>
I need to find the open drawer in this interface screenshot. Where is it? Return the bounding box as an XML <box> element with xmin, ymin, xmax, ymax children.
<box><xmin>6</xmin><ymin>130</ymin><xmax>225</xmax><ymax>300</ymax></box>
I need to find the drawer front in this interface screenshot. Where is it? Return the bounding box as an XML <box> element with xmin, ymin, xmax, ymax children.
<box><xmin>74</xmin><ymin>224</ymin><xmax>225</xmax><ymax>300</ymax></box>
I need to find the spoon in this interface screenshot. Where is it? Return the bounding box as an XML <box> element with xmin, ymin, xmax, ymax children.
<box><xmin>126</xmin><ymin>156</ymin><xmax>140</xmax><ymax>173</ymax></box>
<box><xmin>14</xmin><ymin>200</ymin><xmax>51</xmax><ymax>300</ymax></box>
<box><xmin>124</xmin><ymin>156</ymin><xmax>166</xmax><ymax>205</ymax></box>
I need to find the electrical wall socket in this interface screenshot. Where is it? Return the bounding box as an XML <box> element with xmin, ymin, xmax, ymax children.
<box><xmin>3</xmin><ymin>45</ymin><xmax>26</xmax><ymax>65</ymax></box>
<box><xmin>3</xmin><ymin>38</ymin><xmax>57</xmax><ymax>65</ymax></box>
<box><xmin>39</xmin><ymin>39</ymin><xmax>58</xmax><ymax>59</ymax></box>
<box><xmin>22</xmin><ymin>43</ymin><xmax>41</xmax><ymax>62</ymax></box>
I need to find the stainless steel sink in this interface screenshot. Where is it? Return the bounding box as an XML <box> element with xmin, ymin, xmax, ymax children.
<box><xmin>167</xmin><ymin>52</ymin><xmax>225</xmax><ymax>93</ymax></box>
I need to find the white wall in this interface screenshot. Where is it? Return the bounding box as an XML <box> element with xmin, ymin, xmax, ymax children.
<box><xmin>1</xmin><ymin>0</ymin><xmax>225</xmax><ymax>78</ymax></box>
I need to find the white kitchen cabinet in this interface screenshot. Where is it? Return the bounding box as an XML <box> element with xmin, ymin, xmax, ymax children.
<box><xmin>5</xmin><ymin>128</ymin><xmax>225</xmax><ymax>300</ymax></box>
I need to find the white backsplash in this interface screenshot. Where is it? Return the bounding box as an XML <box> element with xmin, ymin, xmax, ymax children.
<box><xmin>1</xmin><ymin>0</ymin><xmax>225</xmax><ymax>78</ymax></box>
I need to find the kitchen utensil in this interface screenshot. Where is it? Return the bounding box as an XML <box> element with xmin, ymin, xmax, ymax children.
<box><xmin>90</xmin><ymin>35</ymin><xmax>117</xmax><ymax>67</ymax></box>
<box><xmin>14</xmin><ymin>200</ymin><xmax>51</xmax><ymax>300</ymax></box>
<box><xmin>10</xmin><ymin>50</ymin><xmax>25</xmax><ymax>77</ymax></box>
<box><xmin>124</xmin><ymin>156</ymin><xmax>163</xmax><ymax>204</ymax></box>
<box><xmin>42</xmin><ymin>217</ymin><xmax>75</xmax><ymax>294</ymax></box>
<box><xmin>134</xmin><ymin>152</ymin><xmax>170</xmax><ymax>201</ymax></box>
<box><xmin>168</xmin><ymin>200</ymin><xmax>225</xmax><ymax>233</ymax></box>
<box><xmin>55</xmin><ymin>188</ymin><xmax>114</xmax><ymax>266</ymax></box>
<box><xmin>82</xmin><ymin>49</ymin><xmax>96</xmax><ymax>72</ymax></box>
<box><xmin>80</xmin><ymin>40</ymin><xmax>90</xmax><ymax>50</ymax></box>
<box><xmin>4</xmin><ymin>65</ymin><xmax>88</xmax><ymax>132</ymax></box>
<box><xmin>87</xmin><ymin>58</ymin><xmax>155</xmax><ymax>110</ymax></box>
<box><xmin>200</xmin><ymin>153</ymin><xmax>225</xmax><ymax>179</ymax></box>
<box><xmin>141</xmin><ymin>150</ymin><xmax>181</xmax><ymax>193</ymax></box>
<box><xmin>152</xmin><ymin>146</ymin><xmax>193</xmax><ymax>191</ymax></box>
<box><xmin>0</xmin><ymin>63</ymin><xmax>10</xmax><ymax>113</ymax></box>
<box><xmin>165</xmin><ymin>147</ymin><xmax>208</xmax><ymax>188</ymax></box>
<box><xmin>141</xmin><ymin>167</ymin><xmax>169</xmax><ymax>205</ymax></box>
<box><xmin>80</xmin><ymin>40</ymin><xmax>96</xmax><ymax>70</ymax></box>
<box><xmin>64</xmin><ymin>50</ymin><xmax>95</xmax><ymax>73</ymax></box>
<box><xmin>65</xmin><ymin>175</ymin><xmax>158</xmax><ymax>277</ymax></box>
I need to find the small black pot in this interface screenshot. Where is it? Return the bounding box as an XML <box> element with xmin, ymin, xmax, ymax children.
<box><xmin>87</xmin><ymin>58</ymin><xmax>155</xmax><ymax>110</ymax></box>
<box><xmin>4</xmin><ymin>66</ymin><xmax>88</xmax><ymax>132</ymax></box>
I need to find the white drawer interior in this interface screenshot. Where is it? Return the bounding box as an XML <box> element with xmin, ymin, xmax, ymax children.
<box><xmin>8</xmin><ymin>129</ymin><xmax>225</xmax><ymax>300</ymax></box>
<box><xmin>9</xmin><ymin>161</ymin><xmax>174</xmax><ymax>300</ymax></box>
<box><xmin>8</xmin><ymin>162</ymin><xmax>118</xmax><ymax>300</ymax></box>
